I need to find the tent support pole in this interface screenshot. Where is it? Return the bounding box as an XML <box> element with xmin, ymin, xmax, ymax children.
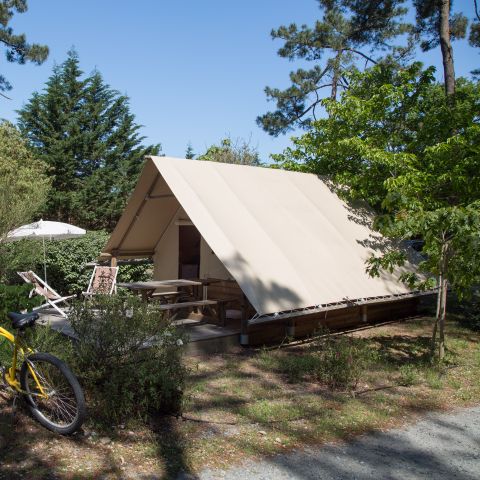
<box><xmin>240</xmin><ymin>294</ymin><xmax>249</xmax><ymax>346</ymax></box>
<box><xmin>361</xmin><ymin>305</ymin><xmax>368</xmax><ymax>322</ymax></box>
<box><xmin>287</xmin><ymin>319</ymin><xmax>296</xmax><ymax>337</ymax></box>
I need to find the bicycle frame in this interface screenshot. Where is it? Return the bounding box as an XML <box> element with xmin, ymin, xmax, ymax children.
<box><xmin>0</xmin><ymin>325</ymin><xmax>47</xmax><ymax>398</ymax></box>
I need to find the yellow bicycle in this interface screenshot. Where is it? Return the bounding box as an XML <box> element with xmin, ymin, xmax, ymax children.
<box><xmin>0</xmin><ymin>311</ymin><xmax>85</xmax><ymax>435</ymax></box>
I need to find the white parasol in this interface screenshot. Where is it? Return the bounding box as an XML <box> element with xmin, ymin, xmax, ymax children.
<box><xmin>6</xmin><ymin>220</ymin><xmax>86</xmax><ymax>283</ymax></box>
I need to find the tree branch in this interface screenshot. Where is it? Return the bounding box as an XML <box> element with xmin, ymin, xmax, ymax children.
<box><xmin>312</xmin><ymin>87</ymin><xmax>322</xmax><ymax>121</ymax></box>
<box><xmin>475</xmin><ymin>0</ymin><xmax>480</xmax><ymax>22</ymax></box>
<box><xmin>0</xmin><ymin>37</ymin><xmax>28</xmax><ymax>55</ymax></box>
<box><xmin>345</xmin><ymin>48</ymin><xmax>378</xmax><ymax>65</ymax></box>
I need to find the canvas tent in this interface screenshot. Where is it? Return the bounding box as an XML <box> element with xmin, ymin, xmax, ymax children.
<box><xmin>102</xmin><ymin>156</ymin><xmax>424</xmax><ymax>324</ymax></box>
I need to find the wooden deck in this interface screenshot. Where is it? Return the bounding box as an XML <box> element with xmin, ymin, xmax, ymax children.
<box><xmin>38</xmin><ymin>309</ymin><xmax>76</xmax><ymax>338</ymax></box>
<box><xmin>37</xmin><ymin>308</ymin><xmax>241</xmax><ymax>356</ymax></box>
<box><xmin>36</xmin><ymin>292</ymin><xmax>426</xmax><ymax>353</ymax></box>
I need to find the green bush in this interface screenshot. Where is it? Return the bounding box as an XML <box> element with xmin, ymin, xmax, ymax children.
<box><xmin>68</xmin><ymin>295</ymin><xmax>187</xmax><ymax>424</ymax></box>
<box><xmin>313</xmin><ymin>333</ymin><xmax>377</xmax><ymax>390</ymax></box>
<box><xmin>255</xmin><ymin>331</ymin><xmax>377</xmax><ymax>390</ymax></box>
<box><xmin>0</xmin><ymin>284</ymin><xmax>42</xmax><ymax>322</ymax></box>
<box><xmin>1</xmin><ymin>231</ymin><xmax>151</xmax><ymax>294</ymax></box>
<box><xmin>0</xmin><ymin>283</ymin><xmax>58</xmax><ymax>370</ymax></box>
<box><xmin>0</xmin><ymin>239</ymin><xmax>40</xmax><ymax>284</ymax></box>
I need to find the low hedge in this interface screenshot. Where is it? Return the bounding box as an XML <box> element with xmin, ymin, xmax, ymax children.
<box><xmin>0</xmin><ymin>283</ymin><xmax>42</xmax><ymax>320</ymax></box>
<box><xmin>1</xmin><ymin>231</ymin><xmax>150</xmax><ymax>295</ymax></box>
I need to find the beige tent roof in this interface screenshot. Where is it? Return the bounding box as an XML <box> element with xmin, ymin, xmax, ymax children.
<box><xmin>103</xmin><ymin>156</ymin><xmax>418</xmax><ymax>316</ymax></box>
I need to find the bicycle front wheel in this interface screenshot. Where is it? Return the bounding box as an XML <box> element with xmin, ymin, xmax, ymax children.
<box><xmin>20</xmin><ymin>352</ymin><xmax>86</xmax><ymax>435</ymax></box>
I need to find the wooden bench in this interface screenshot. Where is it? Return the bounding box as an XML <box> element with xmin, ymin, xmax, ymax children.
<box><xmin>157</xmin><ymin>299</ymin><xmax>217</xmax><ymax>311</ymax></box>
<box><xmin>155</xmin><ymin>300</ymin><xmax>218</xmax><ymax>320</ymax></box>
<box><xmin>149</xmin><ymin>291</ymin><xmax>188</xmax><ymax>303</ymax></box>
<box><xmin>150</xmin><ymin>291</ymin><xmax>180</xmax><ymax>297</ymax></box>
<box><xmin>209</xmin><ymin>296</ymin><xmax>246</xmax><ymax>326</ymax></box>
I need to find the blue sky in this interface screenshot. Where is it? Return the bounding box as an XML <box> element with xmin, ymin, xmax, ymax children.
<box><xmin>1</xmin><ymin>1</ymin><xmax>478</xmax><ymax>162</ymax></box>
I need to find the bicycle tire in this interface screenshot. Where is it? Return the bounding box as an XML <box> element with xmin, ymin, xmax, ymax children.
<box><xmin>20</xmin><ymin>352</ymin><xmax>86</xmax><ymax>435</ymax></box>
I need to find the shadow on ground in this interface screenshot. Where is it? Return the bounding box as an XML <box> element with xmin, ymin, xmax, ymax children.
<box><xmin>241</xmin><ymin>407</ymin><xmax>480</xmax><ymax>480</ymax></box>
<box><xmin>1</xmin><ymin>316</ymin><xmax>478</xmax><ymax>479</ymax></box>
<box><xmin>0</xmin><ymin>391</ymin><xmax>155</xmax><ymax>479</ymax></box>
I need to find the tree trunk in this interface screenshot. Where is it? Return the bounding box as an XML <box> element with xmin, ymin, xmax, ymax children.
<box><xmin>439</xmin><ymin>0</ymin><xmax>455</xmax><ymax>98</ymax></box>
<box><xmin>432</xmin><ymin>242</ymin><xmax>449</xmax><ymax>360</ymax></box>
<box><xmin>330</xmin><ymin>51</ymin><xmax>343</xmax><ymax>101</ymax></box>
<box><xmin>438</xmin><ymin>276</ymin><xmax>448</xmax><ymax>359</ymax></box>
<box><xmin>431</xmin><ymin>276</ymin><xmax>441</xmax><ymax>355</ymax></box>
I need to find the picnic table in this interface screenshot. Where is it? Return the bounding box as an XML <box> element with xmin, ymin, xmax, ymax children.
<box><xmin>117</xmin><ymin>278</ymin><xmax>225</xmax><ymax>322</ymax></box>
<box><xmin>192</xmin><ymin>277</ymin><xmax>222</xmax><ymax>300</ymax></box>
<box><xmin>117</xmin><ymin>279</ymin><xmax>202</xmax><ymax>302</ymax></box>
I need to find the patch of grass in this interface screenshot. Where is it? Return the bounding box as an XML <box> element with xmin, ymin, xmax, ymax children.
<box><xmin>455</xmin><ymin>388</ymin><xmax>474</xmax><ymax>402</ymax></box>
<box><xmin>448</xmin><ymin>338</ymin><xmax>469</xmax><ymax>352</ymax></box>
<box><xmin>224</xmin><ymin>355</ymin><xmax>241</xmax><ymax>372</ymax></box>
<box><xmin>279</xmin><ymin>353</ymin><xmax>322</xmax><ymax>382</ymax></box>
<box><xmin>254</xmin><ymin>347</ymin><xmax>278</xmax><ymax>370</ymax></box>
<box><xmin>375</xmin><ymin>335</ymin><xmax>431</xmax><ymax>367</ymax></box>
<box><xmin>239</xmin><ymin>399</ymin><xmax>305</xmax><ymax>424</ymax></box>
<box><xmin>448</xmin><ymin>377</ymin><xmax>462</xmax><ymax>390</ymax></box>
<box><xmin>399</xmin><ymin>364</ymin><xmax>421</xmax><ymax>386</ymax></box>
<box><xmin>474</xmin><ymin>349</ymin><xmax>480</xmax><ymax>367</ymax></box>
<box><xmin>424</xmin><ymin>369</ymin><xmax>444</xmax><ymax>390</ymax></box>
<box><xmin>254</xmin><ymin>348</ymin><xmax>323</xmax><ymax>382</ymax></box>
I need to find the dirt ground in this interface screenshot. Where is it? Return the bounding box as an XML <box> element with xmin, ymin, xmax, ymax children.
<box><xmin>0</xmin><ymin>315</ymin><xmax>479</xmax><ymax>479</ymax></box>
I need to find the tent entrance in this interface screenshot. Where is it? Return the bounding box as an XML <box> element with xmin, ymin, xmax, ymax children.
<box><xmin>178</xmin><ymin>225</ymin><xmax>201</xmax><ymax>279</ymax></box>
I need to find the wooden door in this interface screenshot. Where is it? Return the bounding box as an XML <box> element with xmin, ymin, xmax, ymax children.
<box><xmin>178</xmin><ymin>225</ymin><xmax>201</xmax><ymax>279</ymax></box>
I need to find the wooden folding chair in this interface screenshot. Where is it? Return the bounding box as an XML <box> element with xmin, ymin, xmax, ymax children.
<box><xmin>82</xmin><ymin>266</ymin><xmax>118</xmax><ymax>297</ymax></box>
<box><xmin>17</xmin><ymin>271</ymin><xmax>76</xmax><ymax>318</ymax></box>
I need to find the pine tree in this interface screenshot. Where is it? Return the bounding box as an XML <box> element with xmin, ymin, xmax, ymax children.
<box><xmin>197</xmin><ymin>138</ymin><xmax>261</xmax><ymax>166</ymax></box>
<box><xmin>413</xmin><ymin>0</ymin><xmax>468</xmax><ymax>98</ymax></box>
<box><xmin>17</xmin><ymin>50</ymin><xmax>161</xmax><ymax>230</ymax></box>
<box><xmin>470</xmin><ymin>1</ymin><xmax>480</xmax><ymax>77</ymax></box>
<box><xmin>257</xmin><ymin>0</ymin><xmax>411</xmax><ymax>136</ymax></box>
<box><xmin>185</xmin><ymin>142</ymin><xmax>195</xmax><ymax>159</ymax></box>
<box><xmin>18</xmin><ymin>55</ymin><xmax>84</xmax><ymax>220</ymax></box>
<box><xmin>0</xmin><ymin>0</ymin><xmax>48</xmax><ymax>96</ymax></box>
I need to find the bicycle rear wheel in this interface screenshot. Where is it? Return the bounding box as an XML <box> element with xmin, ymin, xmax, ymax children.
<box><xmin>20</xmin><ymin>352</ymin><xmax>86</xmax><ymax>435</ymax></box>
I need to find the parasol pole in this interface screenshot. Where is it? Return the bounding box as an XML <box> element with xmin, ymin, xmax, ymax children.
<box><xmin>43</xmin><ymin>236</ymin><xmax>47</xmax><ymax>284</ymax></box>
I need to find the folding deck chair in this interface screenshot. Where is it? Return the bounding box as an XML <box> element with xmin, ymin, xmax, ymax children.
<box><xmin>82</xmin><ymin>266</ymin><xmax>118</xmax><ymax>297</ymax></box>
<box><xmin>17</xmin><ymin>271</ymin><xmax>76</xmax><ymax>318</ymax></box>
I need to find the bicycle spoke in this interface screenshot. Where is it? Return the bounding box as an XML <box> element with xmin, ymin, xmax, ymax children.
<box><xmin>25</xmin><ymin>359</ymin><xmax>79</xmax><ymax>427</ymax></box>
